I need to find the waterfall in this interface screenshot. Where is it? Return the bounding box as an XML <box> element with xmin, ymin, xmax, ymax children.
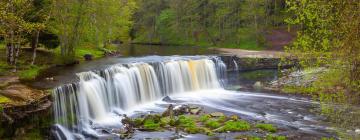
<box><xmin>52</xmin><ymin>56</ymin><xmax>226</xmax><ymax>138</ymax></box>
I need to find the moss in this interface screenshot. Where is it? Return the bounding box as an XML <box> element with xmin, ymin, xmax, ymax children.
<box><xmin>205</xmin><ymin>119</ymin><xmax>221</xmax><ymax>129</ymax></box>
<box><xmin>133</xmin><ymin>118</ymin><xmax>144</xmax><ymax>127</ymax></box>
<box><xmin>143</xmin><ymin>119</ymin><xmax>160</xmax><ymax>130</ymax></box>
<box><xmin>217</xmin><ymin>116</ymin><xmax>227</xmax><ymax>123</ymax></box>
<box><xmin>176</xmin><ymin>115</ymin><xmax>196</xmax><ymax>128</ymax></box>
<box><xmin>0</xmin><ymin>96</ymin><xmax>11</xmax><ymax>104</ymax></box>
<box><xmin>184</xmin><ymin>126</ymin><xmax>202</xmax><ymax>134</ymax></box>
<box><xmin>18</xmin><ymin>65</ymin><xmax>43</xmax><ymax>81</ymax></box>
<box><xmin>256</xmin><ymin>123</ymin><xmax>277</xmax><ymax>133</ymax></box>
<box><xmin>200</xmin><ymin>127</ymin><xmax>215</xmax><ymax>136</ymax></box>
<box><xmin>199</xmin><ymin>114</ymin><xmax>211</xmax><ymax>122</ymax></box>
<box><xmin>266</xmin><ymin>134</ymin><xmax>287</xmax><ymax>140</ymax></box>
<box><xmin>321</xmin><ymin>138</ymin><xmax>335</xmax><ymax>140</ymax></box>
<box><xmin>281</xmin><ymin>85</ymin><xmax>317</xmax><ymax>95</ymax></box>
<box><xmin>218</xmin><ymin>120</ymin><xmax>251</xmax><ymax>132</ymax></box>
<box><xmin>230</xmin><ymin>115</ymin><xmax>239</xmax><ymax>121</ymax></box>
<box><xmin>235</xmin><ymin>135</ymin><xmax>261</xmax><ymax>140</ymax></box>
<box><xmin>160</xmin><ymin>117</ymin><xmax>173</xmax><ymax>127</ymax></box>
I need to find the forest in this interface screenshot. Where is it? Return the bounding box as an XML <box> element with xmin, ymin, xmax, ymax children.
<box><xmin>0</xmin><ymin>0</ymin><xmax>359</xmax><ymax>139</ymax></box>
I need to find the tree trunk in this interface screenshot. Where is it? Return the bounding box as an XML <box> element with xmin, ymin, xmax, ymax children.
<box><xmin>31</xmin><ymin>31</ymin><xmax>40</xmax><ymax>65</ymax></box>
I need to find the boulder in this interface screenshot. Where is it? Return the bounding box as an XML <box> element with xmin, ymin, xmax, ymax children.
<box><xmin>210</xmin><ymin>112</ymin><xmax>225</xmax><ymax>117</ymax></box>
<box><xmin>84</xmin><ymin>54</ymin><xmax>93</xmax><ymax>61</ymax></box>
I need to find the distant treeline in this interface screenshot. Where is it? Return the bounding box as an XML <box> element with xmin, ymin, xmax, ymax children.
<box><xmin>132</xmin><ymin>0</ymin><xmax>287</xmax><ymax>48</ymax></box>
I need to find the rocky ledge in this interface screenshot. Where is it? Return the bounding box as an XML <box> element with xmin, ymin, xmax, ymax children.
<box><xmin>0</xmin><ymin>76</ymin><xmax>52</xmax><ymax>138</ymax></box>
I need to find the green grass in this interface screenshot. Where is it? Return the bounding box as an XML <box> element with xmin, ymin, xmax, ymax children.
<box><xmin>218</xmin><ymin>120</ymin><xmax>251</xmax><ymax>132</ymax></box>
<box><xmin>255</xmin><ymin>123</ymin><xmax>277</xmax><ymax>133</ymax></box>
<box><xmin>18</xmin><ymin>65</ymin><xmax>43</xmax><ymax>81</ymax></box>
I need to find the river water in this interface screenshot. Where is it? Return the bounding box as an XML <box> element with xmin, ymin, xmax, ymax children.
<box><xmin>39</xmin><ymin>45</ymin><xmax>337</xmax><ymax>139</ymax></box>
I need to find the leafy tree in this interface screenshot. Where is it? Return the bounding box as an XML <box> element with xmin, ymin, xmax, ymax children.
<box><xmin>0</xmin><ymin>0</ymin><xmax>43</xmax><ymax>69</ymax></box>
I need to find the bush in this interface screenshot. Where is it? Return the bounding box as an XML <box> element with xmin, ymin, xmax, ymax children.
<box><xmin>256</xmin><ymin>123</ymin><xmax>277</xmax><ymax>133</ymax></box>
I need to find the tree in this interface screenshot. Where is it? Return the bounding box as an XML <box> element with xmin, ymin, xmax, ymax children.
<box><xmin>286</xmin><ymin>0</ymin><xmax>360</xmax><ymax>93</ymax></box>
<box><xmin>0</xmin><ymin>0</ymin><xmax>42</xmax><ymax>70</ymax></box>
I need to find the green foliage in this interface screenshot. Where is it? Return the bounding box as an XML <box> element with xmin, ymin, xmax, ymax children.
<box><xmin>133</xmin><ymin>0</ymin><xmax>286</xmax><ymax>49</ymax></box>
<box><xmin>19</xmin><ymin>65</ymin><xmax>43</xmax><ymax>81</ymax></box>
<box><xmin>205</xmin><ymin>120</ymin><xmax>221</xmax><ymax>129</ymax></box>
<box><xmin>255</xmin><ymin>123</ymin><xmax>277</xmax><ymax>133</ymax></box>
<box><xmin>143</xmin><ymin>119</ymin><xmax>160</xmax><ymax>130</ymax></box>
<box><xmin>235</xmin><ymin>135</ymin><xmax>261</xmax><ymax>140</ymax></box>
<box><xmin>218</xmin><ymin>120</ymin><xmax>251</xmax><ymax>132</ymax></box>
<box><xmin>265</xmin><ymin>134</ymin><xmax>286</xmax><ymax>140</ymax></box>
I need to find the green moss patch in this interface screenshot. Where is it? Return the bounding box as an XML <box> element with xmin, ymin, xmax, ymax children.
<box><xmin>205</xmin><ymin>119</ymin><xmax>221</xmax><ymax>129</ymax></box>
<box><xmin>0</xmin><ymin>95</ymin><xmax>11</xmax><ymax>104</ymax></box>
<box><xmin>256</xmin><ymin>123</ymin><xmax>277</xmax><ymax>133</ymax></box>
<box><xmin>266</xmin><ymin>134</ymin><xmax>287</xmax><ymax>140</ymax></box>
<box><xmin>217</xmin><ymin>120</ymin><xmax>251</xmax><ymax>132</ymax></box>
<box><xmin>235</xmin><ymin>135</ymin><xmax>261</xmax><ymax>140</ymax></box>
<box><xmin>19</xmin><ymin>65</ymin><xmax>44</xmax><ymax>81</ymax></box>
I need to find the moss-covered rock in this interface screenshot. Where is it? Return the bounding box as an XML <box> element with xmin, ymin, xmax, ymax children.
<box><xmin>217</xmin><ymin>120</ymin><xmax>251</xmax><ymax>132</ymax></box>
<box><xmin>205</xmin><ymin>119</ymin><xmax>221</xmax><ymax>129</ymax></box>
<box><xmin>256</xmin><ymin>123</ymin><xmax>277</xmax><ymax>133</ymax></box>
<box><xmin>266</xmin><ymin>134</ymin><xmax>287</xmax><ymax>140</ymax></box>
<box><xmin>235</xmin><ymin>135</ymin><xmax>261</xmax><ymax>140</ymax></box>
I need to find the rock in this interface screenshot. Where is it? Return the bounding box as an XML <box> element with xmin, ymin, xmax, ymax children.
<box><xmin>189</xmin><ymin>108</ymin><xmax>201</xmax><ymax>115</ymax></box>
<box><xmin>0</xmin><ymin>76</ymin><xmax>19</xmax><ymax>89</ymax></box>
<box><xmin>0</xmin><ymin>89</ymin><xmax>28</xmax><ymax>101</ymax></box>
<box><xmin>230</xmin><ymin>115</ymin><xmax>239</xmax><ymax>121</ymax></box>
<box><xmin>253</xmin><ymin>81</ymin><xmax>263</xmax><ymax>89</ymax></box>
<box><xmin>173</xmin><ymin>105</ymin><xmax>190</xmax><ymax>116</ymax></box>
<box><xmin>162</xmin><ymin>96</ymin><xmax>172</xmax><ymax>102</ymax></box>
<box><xmin>84</xmin><ymin>54</ymin><xmax>93</xmax><ymax>61</ymax></box>
<box><xmin>0</xmin><ymin>84</ymin><xmax>46</xmax><ymax>103</ymax></box>
<box><xmin>162</xmin><ymin>104</ymin><xmax>174</xmax><ymax>117</ymax></box>
<box><xmin>210</xmin><ymin>112</ymin><xmax>225</xmax><ymax>117</ymax></box>
<box><xmin>355</xmin><ymin>129</ymin><xmax>360</xmax><ymax>134</ymax></box>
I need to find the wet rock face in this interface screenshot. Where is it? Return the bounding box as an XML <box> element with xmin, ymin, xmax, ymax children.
<box><xmin>220</xmin><ymin>55</ymin><xmax>297</xmax><ymax>71</ymax></box>
<box><xmin>268</xmin><ymin>68</ymin><xmax>327</xmax><ymax>89</ymax></box>
<box><xmin>0</xmin><ymin>76</ymin><xmax>19</xmax><ymax>89</ymax></box>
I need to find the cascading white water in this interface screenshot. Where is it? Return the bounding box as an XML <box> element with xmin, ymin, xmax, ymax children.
<box><xmin>52</xmin><ymin>56</ymin><xmax>226</xmax><ymax>138</ymax></box>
